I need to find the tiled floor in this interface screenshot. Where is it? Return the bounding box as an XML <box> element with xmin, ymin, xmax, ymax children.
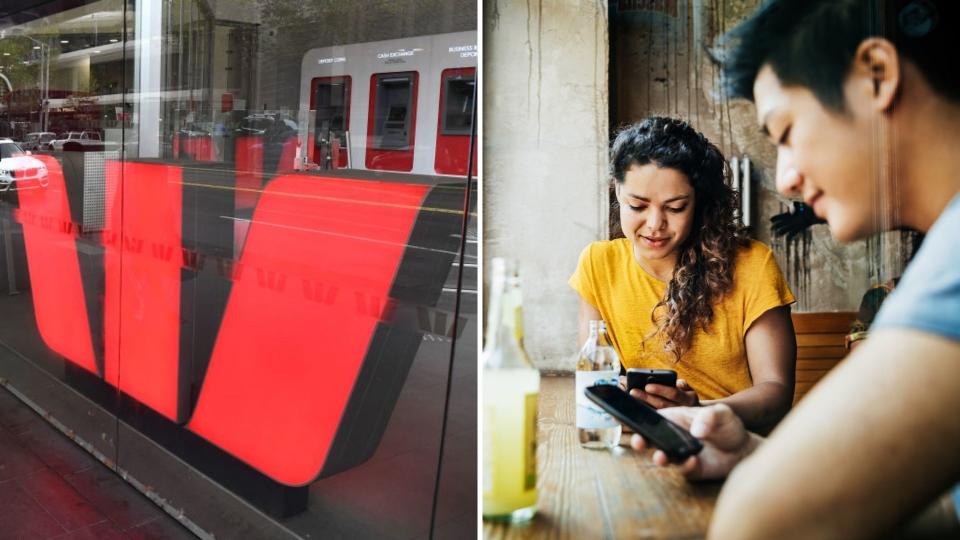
<box><xmin>0</xmin><ymin>388</ymin><xmax>195</xmax><ymax>540</ymax></box>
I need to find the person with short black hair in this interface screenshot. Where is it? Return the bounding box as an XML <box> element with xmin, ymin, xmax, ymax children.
<box><xmin>629</xmin><ymin>1</ymin><xmax>960</xmax><ymax>537</ymax></box>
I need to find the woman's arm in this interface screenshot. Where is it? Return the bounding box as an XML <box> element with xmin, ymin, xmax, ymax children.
<box><xmin>634</xmin><ymin>305</ymin><xmax>796</xmax><ymax>432</ymax></box>
<box><xmin>578</xmin><ymin>296</ymin><xmax>602</xmax><ymax>347</ymax></box>
<box><xmin>710</xmin><ymin>304</ymin><xmax>796</xmax><ymax>434</ymax></box>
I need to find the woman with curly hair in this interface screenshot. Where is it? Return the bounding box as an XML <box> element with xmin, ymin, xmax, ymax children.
<box><xmin>569</xmin><ymin>117</ymin><xmax>797</xmax><ymax>433</ymax></box>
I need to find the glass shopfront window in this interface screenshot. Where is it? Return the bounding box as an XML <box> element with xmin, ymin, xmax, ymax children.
<box><xmin>0</xmin><ymin>0</ymin><xmax>477</xmax><ymax>537</ymax></box>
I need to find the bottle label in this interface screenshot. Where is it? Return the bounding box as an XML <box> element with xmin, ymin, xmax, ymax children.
<box><xmin>523</xmin><ymin>392</ymin><xmax>537</xmax><ymax>491</ymax></box>
<box><xmin>575</xmin><ymin>371</ymin><xmax>619</xmax><ymax>429</ymax></box>
<box><xmin>482</xmin><ymin>392</ymin><xmax>538</xmax><ymax>495</ymax></box>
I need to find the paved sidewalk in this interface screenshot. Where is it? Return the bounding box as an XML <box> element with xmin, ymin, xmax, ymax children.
<box><xmin>0</xmin><ymin>387</ymin><xmax>195</xmax><ymax>539</ymax></box>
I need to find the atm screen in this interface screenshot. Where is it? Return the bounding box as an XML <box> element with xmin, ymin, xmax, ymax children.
<box><xmin>387</xmin><ymin>106</ymin><xmax>407</xmax><ymax>122</ymax></box>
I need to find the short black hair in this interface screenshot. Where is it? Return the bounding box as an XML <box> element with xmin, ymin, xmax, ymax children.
<box><xmin>717</xmin><ymin>0</ymin><xmax>960</xmax><ymax>110</ymax></box>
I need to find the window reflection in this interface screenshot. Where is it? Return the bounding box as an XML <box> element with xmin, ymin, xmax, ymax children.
<box><xmin>0</xmin><ymin>0</ymin><xmax>477</xmax><ymax>537</ymax></box>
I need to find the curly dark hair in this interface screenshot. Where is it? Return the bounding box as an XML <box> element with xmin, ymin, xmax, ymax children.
<box><xmin>610</xmin><ymin>117</ymin><xmax>748</xmax><ymax>361</ymax></box>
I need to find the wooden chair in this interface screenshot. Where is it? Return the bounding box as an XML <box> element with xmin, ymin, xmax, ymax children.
<box><xmin>791</xmin><ymin>312</ymin><xmax>857</xmax><ymax>404</ymax></box>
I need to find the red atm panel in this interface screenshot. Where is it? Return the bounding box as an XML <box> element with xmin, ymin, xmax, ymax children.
<box><xmin>235</xmin><ymin>136</ymin><xmax>263</xmax><ymax>210</ymax></box>
<box><xmin>235</xmin><ymin>135</ymin><xmax>299</xmax><ymax>211</ymax></box>
<box><xmin>277</xmin><ymin>136</ymin><xmax>298</xmax><ymax>174</ymax></box>
<box><xmin>104</xmin><ymin>162</ymin><xmax>184</xmax><ymax>422</ymax></box>
<box><xmin>174</xmin><ymin>133</ymin><xmax>214</xmax><ymax>162</ymax></box>
<box><xmin>434</xmin><ymin>67</ymin><xmax>477</xmax><ymax>176</ymax></box>
<box><xmin>16</xmin><ymin>155</ymin><xmax>98</xmax><ymax>375</ymax></box>
<box><xmin>365</xmin><ymin>72</ymin><xmax>419</xmax><ymax>172</ymax></box>
<box><xmin>187</xmin><ymin>174</ymin><xmax>429</xmax><ymax>486</ymax></box>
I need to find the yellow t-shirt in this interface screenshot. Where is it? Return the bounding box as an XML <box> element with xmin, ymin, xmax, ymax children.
<box><xmin>568</xmin><ymin>238</ymin><xmax>795</xmax><ymax>400</ymax></box>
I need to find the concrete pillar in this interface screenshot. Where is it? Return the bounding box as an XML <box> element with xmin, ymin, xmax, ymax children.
<box><xmin>484</xmin><ymin>0</ymin><xmax>610</xmax><ymax>370</ymax></box>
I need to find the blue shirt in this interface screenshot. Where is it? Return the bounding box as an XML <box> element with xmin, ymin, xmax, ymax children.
<box><xmin>873</xmin><ymin>193</ymin><xmax>960</xmax><ymax>340</ymax></box>
<box><xmin>871</xmin><ymin>192</ymin><xmax>960</xmax><ymax>516</ymax></box>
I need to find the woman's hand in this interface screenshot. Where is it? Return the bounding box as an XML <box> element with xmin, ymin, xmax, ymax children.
<box><xmin>629</xmin><ymin>403</ymin><xmax>761</xmax><ymax>481</ymax></box>
<box><xmin>629</xmin><ymin>378</ymin><xmax>700</xmax><ymax>408</ymax></box>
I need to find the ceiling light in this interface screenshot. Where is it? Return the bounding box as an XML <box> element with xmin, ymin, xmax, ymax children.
<box><xmin>60</xmin><ymin>40</ymin><xmax>69</xmax><ymax>44</ymax></box>
<box><xmin>2</xmin><ymin>53</ymin><xmax>9</xmax><ymax>56</ymax></box>
<box><xmin>33</xmin><ymin>46</ymin><xmax>40</xmax><ymax>50</ymax></box>
<box><xmin>109</xmin><ymin>39</ymin><xmax>118</xmax><ymax>43</ymax></box>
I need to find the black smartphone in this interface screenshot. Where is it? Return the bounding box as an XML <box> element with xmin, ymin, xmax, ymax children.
<box><xmin>626</xmin><ymin>368</ymin><xmax>677</xmax><ymax>393</ymax></box>
<box><xmin>584</xmin><ymin>384</ymin><xmax>703</xmax><ymax>461</ymax></box>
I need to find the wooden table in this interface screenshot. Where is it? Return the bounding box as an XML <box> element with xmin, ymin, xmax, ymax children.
<box><xmin>484</xmin><ymin>375</ymin><xmax>721</xmax><ymax>539</ymax></box>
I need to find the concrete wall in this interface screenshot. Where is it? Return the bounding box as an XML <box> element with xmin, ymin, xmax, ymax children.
<box><xmin>484</xmin><ymin>0</ymin><xmax>610</xmax><ymax>371</ymax></box>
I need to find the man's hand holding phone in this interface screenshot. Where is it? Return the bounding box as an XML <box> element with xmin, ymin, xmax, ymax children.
<box><xmin>629</xmin><ymin>404</ymin><xmax>762</xmax><ymax>481</ymax></box>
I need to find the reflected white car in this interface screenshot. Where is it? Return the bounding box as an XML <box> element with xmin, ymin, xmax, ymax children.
<box><xmin>21</xmin><ymin>132</ymin><xmax>57</xmax><ymax>152</ymax></box>
<box><xmin>0</xmin><ymin>140</ymin><xmax>49</xmax><ymax>191</ymax></box>
<box><xmin>51</xmin><ymin>130</ymin><xmax>103</xmax><ymax>151</ymax></box>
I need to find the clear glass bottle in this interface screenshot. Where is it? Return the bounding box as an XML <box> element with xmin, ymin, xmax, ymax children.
<box><xmin>576</xmin><ymin>320</ymin><xmax>622</xmax><ymax>449</ymax></box>
<box><xmin>482</xmin><ymin>258</ymin><xmax>539</xmax><ymax>523</ymax></box>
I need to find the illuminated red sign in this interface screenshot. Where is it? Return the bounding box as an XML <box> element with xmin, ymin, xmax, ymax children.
<box><xmin>14</xmin><ymin>160</ymin><xmax>435</xmax><ymax>486</ymax></box>
<box><xmin>103</xmin><ymin>161</ymin><xmax>185</xmax><ymax>421</ymax></box>
<box><xmin>188</xmin><ymin>173</ymin><xmax>428</xmax><ymax>485</ymax></box>
<box><xmin>16</xmin><ymin>155</ymin><xmax>98</xmax><ymax>375</ymax></box>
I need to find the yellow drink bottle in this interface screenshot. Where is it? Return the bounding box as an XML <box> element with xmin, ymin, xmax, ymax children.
<box><xmin>482</xmin><ymin>258</ymin><xmax>538</xmax><ymax>523</ymax></box>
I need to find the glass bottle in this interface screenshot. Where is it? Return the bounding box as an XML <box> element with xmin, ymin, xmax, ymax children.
<box><xmin>576</xmin><ymin>320</ymin><xmax>622</xmax><ymax>449</ymax></box>
<box><xmin>482</xmin><ymin>258</ymin><xmax>539</xmax><ymax>523</ymax></box>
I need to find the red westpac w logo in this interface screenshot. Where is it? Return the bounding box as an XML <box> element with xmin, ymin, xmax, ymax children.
<box><xmin>14</xmin><ymin>155</ymin><xmax>438</xmax><ymax>486</ymax></box>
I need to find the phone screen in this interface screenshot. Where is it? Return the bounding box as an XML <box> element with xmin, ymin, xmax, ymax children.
<box><xmin>585</xmin><ymin>384</ymin><xmax>702</xmax><ymax>460</ymax></box>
